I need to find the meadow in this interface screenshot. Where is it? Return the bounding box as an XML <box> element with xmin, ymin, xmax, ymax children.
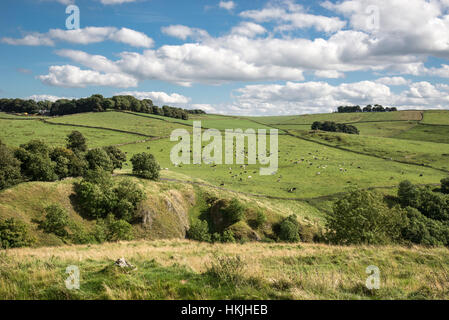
<box><xmin>1</xmin><ymin>109</ymin><xmax>449</xmax><ymax>300</ymax></box>
<box><xmin>1</xmin><ymin>240</ymin><xmax>448</xmax><ymax>300</ymax></box>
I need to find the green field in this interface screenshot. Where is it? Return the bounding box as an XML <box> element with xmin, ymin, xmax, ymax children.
<box><xmin>2</xmin><ymin>109</ymin><xmax>449</xmax><ymax>300</ymax></box>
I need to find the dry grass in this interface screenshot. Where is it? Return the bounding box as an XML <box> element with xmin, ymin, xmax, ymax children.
<box><xmin>1</xmin><ymin>239</ymin><xmax>449</xmax><ymax>300</ymax></box>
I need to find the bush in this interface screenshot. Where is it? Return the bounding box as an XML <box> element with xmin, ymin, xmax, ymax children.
<box><xmin>15</xmin><ymin>141</ymin><xmax>58</xmax><ymax>182</ymax></box>
<box><xmin>222</xmin><ymin>229</ymin><xmax>235</xmax><ymax>243</ymax></box>
<box><xmin>0</xmin><ymin>140</ymin><xmax>22</xmax><ymax>190</ymax></box>
<box><xmin>40</xmin><ymin>204</ymin><xmax>69</xmax><ymax>237</ymax></box>
<box><xmin>278</xmin><ymin>215</ymin><xmax>301</xmax><ymax>242</ymax></box>
<box><xmin>441</xmin><ymin>178</ymin><xmax>449</xmax><ymax>195</ymax></box>
<box><xmin>416</xmin><ymin>188</ymin><xmax>449</xmax><ymax>221</ymax></box>
<box><xmin>131</xmin><ymin>153</ymin><xmax>160</xmax><ymax>180</ymax></box>
<box><xmin>113</xmin><ymin>179</ymin><xmax>146</xmax><ymax>222</ymax></box>
<box><xmin>326</xmin><ymin>189</ymin><xmax>406</xmax><ymax>245</ymax></box>
<box><xmin>103</xmin><ymin>146</ymin><xmax>127</xmax><ymax>170</ymax></box>
<box><xmin>222</xmin><ymin>198</ymin><xmax>246</xmax><ymax>225</ymax></box>
<box><xmin>95</xmin><ymin>215</ymin><xmax>134</xmax><ymax>242</ymax></box>
<box><xmin>187</xmin><ymin>220</ymin><xmax>211</xmax><ymax>242</ymax></box>
<box><xmin>0</xmin><ymin>218</ymin><xmax>33</xmax><ymax>249</ymax></box>
<box><xmin>206</xmin><ymin>255</ymin><xmax>245</xmax><ymax>286</ymax></box>
<box><xmin>66</xmin><ymin>131</ymin><xmax>87</xmax><ymax>153</ymax></box>
<box><xmin>402</xmin><ymin>207</ymin><xmax>449</xmax><ymax>246</ymax></box>
<box><xmin>85</xmin><ymin>148</ymin><xmax>113</xmax><ymax>172</ymax></box>
<box><xmin>398</xmin><ymin>180</ymin><xmax>420</xmax><ymax>208</ymax></box>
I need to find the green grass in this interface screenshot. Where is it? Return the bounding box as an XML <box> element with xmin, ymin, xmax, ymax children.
<box><xmin>421</xmin><ymin>110</ymin><xmax>449</xmax><ymax>125</ymax></box>
<box><xmin>247</xmin><ymin>111</ymin><xmax>422</xmax><ymax>125</ymax></box>
<box><xmin>1</xmin><ymin>240</ymin><xmax>448</xmax><ymax>300</ymax></box>
<box><xmin>0</xmin><ymin>118</ymin><xmax>142</xmax><ymax>148</ymax></box>
<box><xmin>118</xmin><ymin>133</ymin><xmax>446</xmax><ymax>199</ymax></box>
<box><xmin>46</xmin><ymin>111</ymin><xmax>185</xmax><ymax>137</ymax></box>
<box><xmin>394</xmin><ymin>124</ymin><xmax>449</xmax><ymax>144</ymax></box>
<box><xmin>297</xmin><ymin>130</ymin><xmax>449</xmax><ymax>171</ymax></box>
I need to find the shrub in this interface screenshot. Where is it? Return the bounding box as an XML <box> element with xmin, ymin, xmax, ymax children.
<box><xmin>326</xmin><ymin>189</ymin><xmax>406</xmax><ymax>245</ymax></box>
<box><xmin>255</xmin><ymin>210</ymin><xmax>267</xmax><ymax>228</ymax></box>
<box><xmin>40</xmin><ymin>204</ymin><xmax>69</xmax><ymax>237</ymax></box>
<box><xmin>416</xmin><ymin>188</ymin><xmax>449</xmax><ymax>221</ymax></box>
<box><xmin>103</xmin><ymin>146</ymin><xmax>127</xmax><ymax>170</ymax></box>
<box><xmin>113</xmin><ymin>179</ymin><xmax>146</xmax><ymax>222</ymax></box>
<box><xmin>130</xmin><ymin>153</ymin><xmax>160</xmax><ymax>180</ymax></box>
<box><xmin>0</xmin><ymin>140</ymin><xmax>22</xmax><ymax>190</ymax></box>
<box><xmin>222</xmin><ymin>198</ymin><xmax>246</xmax><ymax>225</ymax></box>
<box><xmin>187</xmin><ymin>220</ymin><xmax>211</xmax><ymax>242</ymax></box>
<box><xmin>15</xmin><ymin>141</ymin><xmax>58</xmax><ymax>182</ymax></box>
<box><xmin>74</xmin><ymin>178</ymin><xmax>116</xmax><ymax>219</ymax></box>
<box><xmin>95</xmin><ymin>215</ymin><xmax>134</xmax><ymax>242</ymax></box>
<box><xmin>222</xmin><ymin>229</ymin><xmax>235</xmax><ymax>243</ymax></box>
<box><xmin>0</xmin><ymin>218</ymin><xmax>33</xmax><ymax>249</ymax></box>
<box><xmin>206</xmin><ymin>255</ymin><xmax>245</xmax><ymax>286</ymax></box>
<box><xmin>66</xmin><ymin>131</ymin><xmax>87</xmax><ymax>153</ymax></box>
<box><xmin>441</xmin><ymin>178</ymin><xmax>449</xmax><ymax>195</ymax></box>
<box><xmin>278</xmin><ymin>215</ymin><xmax>301</xmax><ymax>242</ymax></box>
<box><xmin>402</xmin><ymin>207</ymin><xmax>449</xmax><ymax>246</ymax></box>
<box><xmin>398</xmin><ymin>180</ymin><xmax>420</xmax><ymax>208</ymax></box>
<box><xmin>85</xmin><ymin>148</ymin><xmax>113</xmax><ymax>172</ymax></box>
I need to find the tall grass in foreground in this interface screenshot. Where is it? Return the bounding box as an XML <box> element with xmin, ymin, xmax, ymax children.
<box><xmin>0</xmin><ymin>240</ymin><xmax>448</xmax><ymax>300</ymax></box>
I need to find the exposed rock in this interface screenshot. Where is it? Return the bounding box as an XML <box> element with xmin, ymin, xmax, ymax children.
<box><xmin>114</xmin><ymin>258</ymin><xmax>135</xmax><ymax>269</ymax></box>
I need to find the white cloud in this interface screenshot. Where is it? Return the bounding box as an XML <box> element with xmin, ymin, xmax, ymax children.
<box><xmin>27</xmin><ymin>94</ymin><xmax>73</xmax><ymax>102</ymax></box>
<box><xmin>240</xmin><ymin>1</ymin><xmax>346</xmax><ymax>33</ymax></box>
<box><xmin>1</xmin><ymin>33</ymin><xmax>54</xmax><ymax>46</ymax></box>
<box><xmin>219</xmin><ymin>1</ymin><xmax>235</xmax><ymax>11</ymax></box>
<box><xmin>38</xmin><ymin>65</ymin><xmax>138</xmax><ymax>88</ymax></box>
<box><xmin>161</xmin><ymin>25</ymin><xmax>209</xmax><ymax>41</ymax></box>
<box><xmin>375</xmin><ymin>77</ymin><xmax>410</xmax><ymax>86</ymax></box>
<box><xmin>314</xmin><ymin>70</ymin><xmax>345</xmax><ymax>79</ymax></box>
<box><xmin>3</xmin><ymin>26</ymin><xmax>153</xmax><ymax>48</ymax></box>
<box><xmin>227</xmin><ymin>80</ymin><xmax>449</xmax><ymax>115</ymax></box>
<box><xmin>230</xmin><ymin>22</ymin><xmax>266</xmax><ymax>38</ymax></box>
<box><xmin>114</xmin><ymin>91</ymin><xmax>191</xmax><ymax>104</ymax></box>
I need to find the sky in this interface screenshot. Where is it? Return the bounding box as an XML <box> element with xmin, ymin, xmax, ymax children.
<box><xmin>1</xmin><ymin>0</ymin><xmax>449</xmax><ymax>115</ymax></box>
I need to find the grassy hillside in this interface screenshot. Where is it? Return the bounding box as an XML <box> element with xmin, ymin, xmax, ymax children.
<box><xmin>1</xmin><ymin>240</ymin><xmax>448</xmax><ymax>299</ymax></box>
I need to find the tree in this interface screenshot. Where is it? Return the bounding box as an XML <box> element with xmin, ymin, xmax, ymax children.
<box><xmin>0</xmin><ymin>218</ymin><xmax>33</xmax><ymax>249</ymax></box>
<box><xmin>441</xmin><ymin>178</ymin><xmax>449</xmax><ymax>194</ymax></box>
<box><xmin>326</xmin><ymin>189</ymin><xmax>406</xmax><ymax>245</ymax></box>
<box><xmin>131</xmin><ymin>153</ymin><xmax>160</xmax><ymax>180</ymax></box>
<box><xmin>402</xmin><ymin>207</ymin><xmax>449</xmax><ymax>246</ymax></box>
<box><xmin>40</xmin><ymin>204</ymin><xmax>69</xmax><ymax>237</ymax></box>
<box><xmin>85</xmin><ymin>148</ymin><xmax>113</xmax><ymax>172</ymax></box>
<box><xmin>398</xmin><ymin>180</ymin><xmax>420</xmax><ymax>208</ymax></box>
<box><xmin>15</xmin><ymin>144</ymin><xmax>58</xmax><ymax>182</ymax></box>
<box><xmin>278</xmin><ymin>215</ymin><xmax>301</xmax><ymax>242</ymax></box>
<box><xmin>103</xmin><ymin>146</ymin><xmax>127</xmax><ymax>170</ymax></box>
<box><xmin>113</xmin><ymin>179</ymin><xmax>145</xmax><ymax>222</ymax></box>
<box><xmin>0</xmin><ymin>140</ymin><xmax>22</xmax><ymax>190</ymax></box>
<box><xmin>66</xmin><ymin>131</ymin><xmax>87</xmax><ymax>153</ymax></box>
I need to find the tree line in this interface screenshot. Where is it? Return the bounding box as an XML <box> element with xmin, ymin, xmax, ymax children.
<box><xmin>311</xmin><ymin>121</ymin><xmax>360</xmax><ymax>134</ymax></box>
<box><xmin>337</xmin><ymin>104</ymin><xmax>398</xmax><ymax>113</ymax></box>
<box><xmin>0</xmin><ymin>95</ymin><xmax>206</xmax><ymax>120</ymax></box>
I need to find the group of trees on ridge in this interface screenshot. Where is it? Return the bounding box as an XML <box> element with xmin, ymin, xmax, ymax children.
<box><xmin>0</xmin><ymin>130</ymin><xmax>162</xmax><ymax>248</ymax></box>
<box><xmin>337</xmin><ymin>104</ymin><xmax>398</xmax><ymax>113</ymax></box>
<box><xmin>0</xmin><ymin>95</ymin><xmax>206</xmax><ymax>120</ymax></box>
<box><xmin>311</xmin><ymin>121</ymin><xmax>360</xmax><ymax>134</ymax></box>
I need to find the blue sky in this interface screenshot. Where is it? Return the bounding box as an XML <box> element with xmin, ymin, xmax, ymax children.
<box><xmin>1</xmin><ymin>0</ymin><xmax>449</xmax><ymax>115</ymax></box>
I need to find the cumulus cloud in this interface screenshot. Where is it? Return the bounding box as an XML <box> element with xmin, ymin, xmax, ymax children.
<box><xmin>240</xmin><ymin>0</ymin><xmax>346</xmax><ymax>33</ymax></box>
<box><xmin>227</xmin><ymin>80</ymin><xmax>449</xmax><ymax>115</ymax></box>
<box><xmin>2</xmin><ymin>27</ymin><xmax>153</xmax><ymax>47</ymax></box>
<box><xmin>219</xmin><ymin>1</ymin><xmax>235</xmax><ymax>11</ymax></box>
<box><xmin>161</xmin><ymin>25</ymin><xmax>209</xmax><ymax>41</ymax></box>
<box><xmin>114</xmin><ymin>91</ymin><xmax>191</xmax><ymax>104</ymax></box>
<box><xmin>375</xmin><ymin>77</ymin><xmax>410</xmax><ymax>86</ymax></box>
<box><xmin>314</xmin><ymin>70</ymin><xmax>345</xmax><ymax>79</ymax></box>
<box><xmin>230</xmin><ymin>22</ymin><xmax>267</xmax><ymax>37</ymax></box>
<box><xmin>38</xmin><ymin>65</ymin><xmax>138</xmax><ymax>88</ymax></box>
